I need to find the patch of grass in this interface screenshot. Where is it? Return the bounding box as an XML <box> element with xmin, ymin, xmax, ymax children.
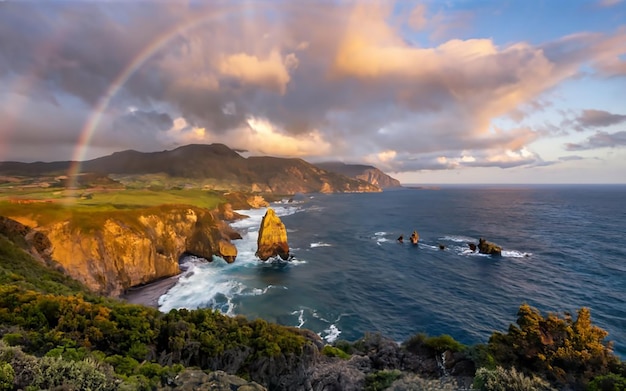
<box><xmin>0</xmin><ymin>189</ymin><xmax>226</xmax><ymax>230</ymax></box>
<box><xmin>321</xmin><ymin>345</ymin><xmax>351</xmax><ymax>360</ymax></box>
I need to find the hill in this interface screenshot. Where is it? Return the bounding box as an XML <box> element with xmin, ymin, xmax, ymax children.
<box><xmin>314</xmin><ymin>162</ymin><xmax>402</xmax><ymax>189</ymax></box>
<box><xmin>0</xmin><ymin>144</ymin><xmax>382</xmax><ymax>194</ymax></box>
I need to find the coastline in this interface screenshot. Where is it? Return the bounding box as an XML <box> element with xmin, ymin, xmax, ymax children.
<box><xmin>120</xmin><ymin>274</ymin><xmax>180</xmax><ymax>308</ymax></box>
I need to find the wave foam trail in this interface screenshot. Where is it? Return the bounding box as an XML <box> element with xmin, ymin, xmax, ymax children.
<box><xmin>310</xmin><ymin>242</ymin><xmax>331</xmax><ymax>248</ymax></box>
<box><xmin>502</xmin><ymin>250</ymin><xmax>531</xmax><ymax>258</ymax></box>
<box><xmin>441</xmin><ymin>235</ymin><xmax>476</xmax><ymax>243</ymax></box>
<box><xmin>291</xmin><ymin>309</ymin><xmax>306</xmax><ymax>328</ymax></box>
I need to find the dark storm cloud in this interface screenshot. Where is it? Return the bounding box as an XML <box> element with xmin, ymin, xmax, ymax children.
<box><xmin>112</xmin><ymin>110</ymin><xmax>173</xmax><ymax>134</ymax></box>
<box><xmin>565</xmin><ymin>130</ymin><xmax>626</xmax><ymax>150</ymax></box>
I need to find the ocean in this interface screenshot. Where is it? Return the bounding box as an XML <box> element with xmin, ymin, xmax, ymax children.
<box><xmin>157</xmin><ymin>185</ymin><xmax>626</xmax><ymax>358</ymax></box>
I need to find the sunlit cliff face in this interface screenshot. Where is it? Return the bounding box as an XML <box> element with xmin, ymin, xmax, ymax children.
<box><xmin>1</xmin><ymin>1</ymin><xmax>625</xmax><ymax>183</ymax></box>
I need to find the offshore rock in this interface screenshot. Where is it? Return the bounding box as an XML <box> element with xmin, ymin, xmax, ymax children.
<box><xmin>255</xmin><ymin>208</ymin><xmax>290</xmax><ymax>261</ymax></box>
<box><xmin>34</xmin><ymin>205</ymin><xmax>240</xmax><ymax>296</ymax></box>
<box><xmin>477</xmin><ymin>237</ymin><xmax>502</xmax><ymax>256</ymax></box>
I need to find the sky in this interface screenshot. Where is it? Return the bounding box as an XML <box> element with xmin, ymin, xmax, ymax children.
<box><xmin>1</xmin><ymin>0</ymin><xmax>625</xmax><ymax>184</ymax></box>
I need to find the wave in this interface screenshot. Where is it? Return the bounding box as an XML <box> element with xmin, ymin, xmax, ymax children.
<box><xmin>310</xmin><ymin>242</ymin><xmax>331</xmax><ymax>248</ymax></box>
<box><xmin>321</xmin><ymin>325</ymin><xmax>341</xmax><ymax>343</ymax></box>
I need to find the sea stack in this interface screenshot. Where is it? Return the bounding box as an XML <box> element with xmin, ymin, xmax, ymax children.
<box><xmin>477</xmin><ymin>237</ymin><xmax>502</xmax><ymax>256</ymax></box>
<box><xmin>255</xmin><ymin>208</ymin><xmax>290</xmax><ymax>261</ymax></box>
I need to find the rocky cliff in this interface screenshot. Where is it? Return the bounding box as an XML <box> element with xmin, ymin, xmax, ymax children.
<box><xmin>314</xmin><ymin>162</ymin><xmax>402</xmax><ymax>189</ymax></box>
<box><xmin>6</xmin><ymin>206</ymin><xmax>241</xmax><ymax>296</ymax></box>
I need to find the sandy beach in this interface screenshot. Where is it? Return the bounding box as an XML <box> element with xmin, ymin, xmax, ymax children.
<box><xmin>119</xmin><ymin>275</ymin><xmax>180</xmax><ymax>308</ymax></box>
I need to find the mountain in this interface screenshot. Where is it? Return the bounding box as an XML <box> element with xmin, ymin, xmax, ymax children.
<box><xmin>314</xmin><ymin>162</ymin><xmax>402</xmax><ymax>189</ymax></box>
<box><xmin>0</xmin><ymin>144</ymin><xmax>381</xmax><ymax>194</ymax></box>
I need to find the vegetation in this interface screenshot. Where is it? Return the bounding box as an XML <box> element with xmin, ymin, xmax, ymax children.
<box><xmin>0</xmin><ymin>188</ymin><xmax>624</xmax><ymax>390</ymax></box>
<box><xmin>485</xmin><ymin>303</ymin><xmax>623</xmax><ymax>390</ymax></box>
<box><xmin>403</xmin><ymin>332</ymin><xmax>466</xmax><ymax>354</ymax></box>
<box><xmin>0</xmin><ymin>188</ymin><xmax>226</xmax><ymax>230</ymax></box>
<box><xmin>0</xmin><ymin>235</ymin><xmax>87</xmax><ymax>295</ymax></box>
<box><xmin>473</xmin><ymin>366</ymin><xmax>556</xmax><ymax>391</ymax></box>
<box><xmin>364</xmin><ymin>369</ymin><xmax>403</xmax><ymax>391</ymax></box>
<box><xmin>321</xmin><ymin>344</ymin><xmax>351</xmax><ymax>360</ymax></box>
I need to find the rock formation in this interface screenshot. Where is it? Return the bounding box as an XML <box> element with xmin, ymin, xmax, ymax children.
<box><xmin>477</xmin><ymin>238</ymin><xmax>502</xmax><ymax>256</ymax></box>
<box><xmin>256</xmin><ymin>208</ymin><xmax>290</xmax><ymax>261</ymax></box>
<box><xmin>410</xmin><ymin>230</ymin><xmax>419</xmax><ymax>245</ymax></box>
<box><xmin>6</xmin><ymin>206</ymin><xmax>241</xmax><ymax>296</ymax></box>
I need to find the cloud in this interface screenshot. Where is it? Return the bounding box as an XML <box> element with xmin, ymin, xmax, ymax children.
<box><xmin>1</xmin><ymin>1</ymin><xmax>626</xmax><ymax>176</ymax></box>
<box><xmin>218</xmin><ymin>50</ymin><xmax>296</xmax><ymax>94</ymax></box>
<box><xmin>565</xmin><ymin>130</ymin><xmax>626</xmax><ymax>150</ymax></box>
<box><xmin>559</xmin><ymin>155</ymin><xmax>585</xmax><ymax>161</ymax></box>
<box><xmin>576</xmin><ymin>109</ymin><xmax>626</xmax><ymax>128</ymax></box>
<box><xmin>408</xmin><ymin>4</ymin><xmax>427</xmax><ymax>31</ymax></box>
<box><xmin>597</xmin><ymin>0</ymin><xmax>623</xmax><ymax>7</ymax></box>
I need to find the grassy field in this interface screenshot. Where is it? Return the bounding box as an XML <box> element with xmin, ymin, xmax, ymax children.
<box><xmin>0</xmin><ymin>187</ymin><xmax>227</xmax><ymax>229</ymax></box>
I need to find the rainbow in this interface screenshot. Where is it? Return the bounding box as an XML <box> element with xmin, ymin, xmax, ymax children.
<box><xmin>66</xmin><ymin>2</ymin><xmax>265</xmax><ymax>189</ymax></box>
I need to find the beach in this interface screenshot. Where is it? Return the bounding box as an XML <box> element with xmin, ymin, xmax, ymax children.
<box><xmin>120</xmin><ymin>275</ymin><xmax>180</xmax><ymax>308</ymax></box>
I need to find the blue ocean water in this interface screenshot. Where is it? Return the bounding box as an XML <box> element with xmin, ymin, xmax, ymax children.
<box><xmin>158</xmin><ymin>185</ymin><xmax>626</xmax><ymax>358</ymax></box>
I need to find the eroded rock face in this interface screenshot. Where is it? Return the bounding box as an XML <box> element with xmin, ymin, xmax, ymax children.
<box><xmin>255</xmin><ymin>208</ymin><xmax>289</xmax><ymax>261</ymax></box>
<box><xmin>41</xmin><ymin>206</ymin><xmax>239</xmax><ymax>296</ymax></box>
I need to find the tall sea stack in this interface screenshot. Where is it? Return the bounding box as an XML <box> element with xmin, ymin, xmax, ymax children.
<box><xmin>255</xmin><ymin>208</ymin><xmax>290</xmax><ymax>261</ymax></box>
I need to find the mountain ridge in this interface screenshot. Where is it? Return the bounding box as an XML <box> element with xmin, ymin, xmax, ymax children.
<box><xmin>0</xmin><ymin>143</ymin><xmax>399</xmax><ymax>194</ymax></box>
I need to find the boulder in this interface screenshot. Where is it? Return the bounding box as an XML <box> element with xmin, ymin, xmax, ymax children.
<box><xmin>477</xmin><ymin>238</ymin><xmax>502</xmax><ymax>256</ymax></box>
<box><xmin>255</xmin><ymin>208</ymin><xmax>290</xmax><ymax>261</ymax></box>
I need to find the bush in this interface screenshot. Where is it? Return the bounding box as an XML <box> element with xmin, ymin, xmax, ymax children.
<box><xmin>403</xmin><ymin>332</ymin><xmax>465</xmax><ymax>354</ymax></box>
<box><xmin>365</xmin><ymin>369</ymin><xmax>403</xmax><ymax>391</ymax></box>
<box><xmin>0</xmin><ymin>362</ymin><xmax>14</xmax><ymax>391</ymax></box>
<box><xmin>586</xmin><ymin>373</ymin><xmax>626</xmax><ymax>391</ymax></box>
<box><xmin>321</xmin><ymin>345</ymin><xmax>351</xmax><ymax>360</ymax></box>
<box><xmin>34</xmin><ymin>356</ymin><xmax>117</xmax><ymax>391</ymax></box>
<box><xmin>473</xmin><ymin>366</ymin><xmax>556</xmax><ymax>391</ymax></box>
<box><xmin>487</xmin><ymin>304</ymin><xmax>621</xmax><ymax>388</ymax></box>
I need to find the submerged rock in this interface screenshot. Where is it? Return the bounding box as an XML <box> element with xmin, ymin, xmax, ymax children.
<box><xmin>477</xmin><ymin>238</ymin><xmax>502</xmax><ymax>256</ymax></box>
<box><xmin>256</xmin><ymin>208</ymin><xmax>290</xmax><ymax>261</ymax></box>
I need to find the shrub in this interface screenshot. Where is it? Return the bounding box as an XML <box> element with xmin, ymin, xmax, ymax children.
<box><xmin>34</xmin><ymin>356</ymin><xmax>117</xmax><ymax>391</ymax></box>
<box><xmin>321</xmin><ymin>345</ymin><xmax>351</xmax><ymax>360</ymax></box>
<box><xmin>403</xmin><ymin>332</ymin><xmax>465</xmax><ymax>354</ymax></box>
<box><xmin>365</xmin><ymin>369</ymin><xmax>403</xmax><ymax>391</ymax></box>
<box><xmin>487</xmin><ymin>304</ymin><xmax>621</xmax><ymax>388</ymax></box>
<box><xmin>473</xmin><ymin>366</ymin><xmax>556</xmax><ymax>391</ymax></box>
<box><xmin>586</xmin><ymin>373</ymin><xmax>626</xmax><ymax>391</ymax></box>
<box><xmin>0</xmin><ymin>362</ymin><xmax>14</xmax><ymax>391</ymax></box>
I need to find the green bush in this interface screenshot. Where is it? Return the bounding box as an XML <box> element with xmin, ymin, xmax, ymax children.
<box><xmin>321</xmin><ymin>345</ymin><xmax>351</xmax><ymax>360</ymax></box>
<box><xmin>586</xmin><ymin>373</ymin><xmax>626</xmax><ymax>391</ymax></box>
<box><xmin>33</xmin><ymin>356</ymin><xmax>117</xmax><ymax>391</ymax></box>
<box><xmin>473</xmin><ymin>366</ymin><xmax>556</xmax><ymax>391</ymax></box>
<box><xmin>403</xmin><ymin>332</ymin><xmax>465</xmax><ymax>354</ymax></box>
<box><xmin>365</xmin><ymin>369</ymin><xmax>403</xmax><ymax>391</ymax></box>
<box><xmin>0</xmin><ymin>362</ymin><xmax>14</xmax><ymax>391</ymax></box>
<box><xmin>487</xmin><ymin>304</ymin><xmax>621</xmax><ymax>388</ymax></box>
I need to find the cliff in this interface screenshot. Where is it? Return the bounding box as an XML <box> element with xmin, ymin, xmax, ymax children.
<box><xmin>314</xmin><ymin>162</ymin><xmax>402</xmax><ymax>189</ymax></box>
<box><xmin>6</xmin><ymin>206</ymin><xmax>240</xmax><ymax>296</ymax></box>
